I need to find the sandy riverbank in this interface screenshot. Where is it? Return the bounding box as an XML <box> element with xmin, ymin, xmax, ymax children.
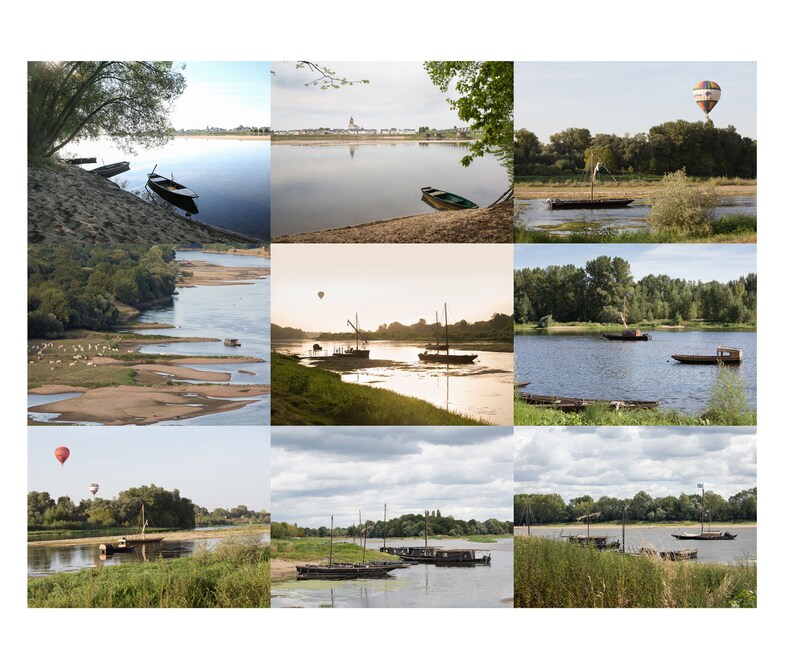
<box><xmin>270</xmin><ymin>558</ymin><xmax>319</xmax><ymax>581</ymax></box>
<box><xmin>28</xmin><ymin>384</ymin><xmax>270</xmax><ymax>425</ymax></box>
<box><xmin>178</xmin><ymin>259</ymin><xmax>270</xmax><ymax>286</ymax></box>
<box><xmin>273</xmin><ymin>201</ymin><xmax>513</xmax><ymax>243</ymax></box>
<box><xmin>28</xmin><ymin>163</ymin><xmax>258</xmax><ymax>244</ymax></box>
<box><xmin>176</xmin><ymin>134</ymin><xmax>270</xmax><ymax>141</ymax></box>
<box><xmin>515</xmin><ymin>181</ymin><xmax>757</xmax><ymax>200</ymax></box>
<box><xmin>29</xmin><ymin>525</ymin><xmax>270</xmax><ymax>548</ymax></box>
<box><xmin>273</xmin><ymin>137</ymin><xmax>471</xmax><ymax>145</ymax></box>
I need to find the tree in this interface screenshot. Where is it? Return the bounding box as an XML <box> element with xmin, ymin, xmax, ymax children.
<box><xmin>28</xmin><ymin>61</ymin><xmax>186</xmax><ymax>159</ymax></box>
<box><xmin>293</xmin><ymin>61</ymin><xmax>369</xmax><ymax>89</ymax></box>
<box><xmin>424</xmin><ymin>61</ymin><xmax>514</xmax><ymax>179</ymax></box>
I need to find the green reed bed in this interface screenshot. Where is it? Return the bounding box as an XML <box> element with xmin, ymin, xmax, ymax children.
<box><xmin>271</xmin><ymin>353</ymin><xmax>482</xmax><ymax>426</ymax></box>
<box><xmin>514</xmin><ymin>537</ymin><xmax>756</xmax><ymax>608</ymax></box>
<box><xmin>28</xmin><ymin>537</ymin><xmax>270</xmax><ymax>608</ymax></box>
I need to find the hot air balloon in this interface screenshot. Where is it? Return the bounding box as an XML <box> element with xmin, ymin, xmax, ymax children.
<box><xmin>54</xmin><ymin>446</ymin><xmax>70</xmax><ymax>466</ymax></box>
<box><xmin>89</xmin><ymin>483</ymin><xmax>99</xmax><ymax>497</ymax></box>
<box><xmin>317</xmin><ymin>291</ymin><xmax>325</xmax><ymax>300</ymax></box>
<box><xmin>693</xmin><ymin>81</ymin><xmax>721</xmax><ymax>119</ymax></box>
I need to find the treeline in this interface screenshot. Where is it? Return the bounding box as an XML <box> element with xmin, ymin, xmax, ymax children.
<box><xmin>514</xmin><ymin>257</ymin><xmax>756</xmax><ymax>325</ymax></box>
<box><xmin>28</xmin><ymin>484</ymin><xmax>269</xmax><ymax>531</ymax></box>
<box><xmin>515</xmin><ymin>121</ymin><xmax>757</xmax><ymax>178</ymax></box>
<box><xmin>272</xmin><ymin>510</ymin><xmax>512</xmax><ymax>539</ymax></box>
<box><xmin>514</xmin><ymin>488</ymin><xmax>757</xmax><ymax>525</ymax></box>
<box><xmin>271</xmin><ymin>323</ymin><xmax>308</xmax><ymax>340</ymax></box>
<box><xmin>28</xmin><ymin>244</ymin><xmax>179</xmax><ymax>339</ymax></box>
<box><xmin>317</xmin><ymin>313</ymin><xmax>513</xmax><ymax>343</ymax></box>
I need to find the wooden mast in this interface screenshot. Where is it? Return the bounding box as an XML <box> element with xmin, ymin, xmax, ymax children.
<box><xmin>383</xmin><ymin>504</ymin><xmax>387</xmax><ymax>550</ymax></box>
<box><xmin>329</xmin><ymin>515</ymin><xmax>334</xmax><ymax>564</ymax></box>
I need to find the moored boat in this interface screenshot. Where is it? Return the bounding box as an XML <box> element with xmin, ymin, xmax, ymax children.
<box><xmin>418</xmin><ymin>304</ymin><xmax>477</xmax><ymax>364</ymax></box>
<box><xmin>147</xmin><ymin>165</ymin><xmax>199</xmax><ymax>212</ymax></box>
<box><xmin>671</xmin><ymin>483</ymin><xmax>738</xmax><ymax>541</ymax></box>
<box><xmin>671</xmin><ymin>347</ymin><xmax>742</xmax><ymax>365</ymax></box>
<box><xmin>545</xmin><ymin>160</ymin><xmax>633</xmax><ymax>209</ymax></box>
<box><xmin>332</xmin><ymin>312</ymin><xmax>370</xmax><ymax>358</ymax></box>
<box><xmin>517</xmin><ymin>393</ymin><xmax>659</xmax><ymax>412</ymax></box>
<box><xmin>66</xmin><ymin>157</ymin><xmax>97</xmax><ymax>165</ymax></box>
<box><xmin>603</xmin><ymin>329</ymin><xmax>651</xmax><ymax>341</ymax></box>
<box><xmin>638</xmin><ymin>547</ymin><xmax>698</xmax><ymax>561</ymax></box>
<box><xmin>90</xmin><ymin>161</ymin><xmax>130</xmax><ymax>178</ymax></box>
<box><xmin>224</xmin><ymin>338</ymin><xmax>241</xmax><ymax>347</ymax></box>
<box><xmin>124</xmin><ymin>503</ymin><xmax>165</xmax><ymax>544</ymax></box>
<box><xmin>566</xmin><ymin>534</ymin><xmax>621</xmax><ymax>550</ymax></box>
<box><xmin>420</xmin><ymin>186</ymin><xmax>479</xmax><ymax>211</ymax></box>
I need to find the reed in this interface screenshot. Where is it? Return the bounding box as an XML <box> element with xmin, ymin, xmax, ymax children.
<box><xmin>28</xmin><ymin>537</ymin><xmax>270</xmax><ymax>608</ymax></box>
<box><xmin>514</xmin><ymin>536</ymin><xmax>756</xmax><ymax>608</ymax></box>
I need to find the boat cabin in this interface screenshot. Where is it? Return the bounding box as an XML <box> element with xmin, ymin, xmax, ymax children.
<box><xmin>224</xmin><ymin>338</ymin><xmax>241</xmax><ymax>347</ymax></box>
<box><xmin>717</xmin><ymin>347</ymin><xmax>742</xmax><ymax>362</ymax></box>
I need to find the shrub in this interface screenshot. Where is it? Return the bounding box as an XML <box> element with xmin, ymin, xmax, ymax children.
<box><xmin>648</xmin><ymin>169</ymin><xmax>717</xmax><ymax>235</ymax></box>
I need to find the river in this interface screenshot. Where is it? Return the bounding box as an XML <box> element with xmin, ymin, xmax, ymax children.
<box><xmin>515</xmin><ymin>195</ymin><xmax>757</xmax><ymax>236</ymax></box>
<box><xmin>274</xmin><ymin>339</ymin><xmax>513</xmax><ymax>425</ymax></box>
<box><xmin>66</xmin><ymin>137</ymin><xmax>270</xmax><ymax>240</ymax></box>
<box><xmin>515</xmin><ymin>329</ymin><xmax>756</xmax><ymax>412</ymax></box>
<box><xmin>271</xmin><ymin>142</ymin><xmax>509</xmax><ymax>235</ymax></box>
<box><xmin>514</xmin><ymin>526</ymin><xmax>756</xmax><ymax>565</ymax></box>
<box><xmin>271</xmin><ymin>537</ymin><xmax>513</xmax><ymax>608</ymax></box>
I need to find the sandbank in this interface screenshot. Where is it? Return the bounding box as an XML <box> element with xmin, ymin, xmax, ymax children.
<box><xmin>515</xmin><ymin>181</ymin><xmax>757</xmax><ymax>200</ymax></box>
<box><xmin>178</xmin><ymin>260</ymin><xmax>270</xmax><ymax>286</ymax></box>
<box><xmin>28</xmin><ymin>164</ymin><xmax>258</xmax><ymax>244</ymax></box>
<box><xmin>30</xmin><ymin>525</ymin><xmax>269</xmax><ymax>548</ymax></box>
<box><xmin>273</xmin><ymin>201</ymin><xmax>513</xmax><ymax>244</ymax></box>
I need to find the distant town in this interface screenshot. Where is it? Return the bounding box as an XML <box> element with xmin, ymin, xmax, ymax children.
<box><xmin>273</xmin><ymin>116</ymin><xmax>471</xmax><ymax>138</ymax></box>
<box><xmin>174</xmin><ymin>125</ymin><xmax>271</xmax><ymax>135</ymax></box>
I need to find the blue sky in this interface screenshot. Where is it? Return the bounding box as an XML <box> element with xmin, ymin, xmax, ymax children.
<box><xmin>516</xmin><ymin>62</ymin><xmax>757</xmax><ymax>142</ymax></box>
<box><xmin>170</xmin><ymin>61</ymin><xmax>271</xmax><ymax>129</ymax></box>
<box><xmin>28</xmin><ymin>427</ymin><xmax>269</xmax><ymax>510</ymax></box>
<box><xmin>515</xmin><ymin>244</ymin><xmax>756</xmax><ymax>282</ymax></box>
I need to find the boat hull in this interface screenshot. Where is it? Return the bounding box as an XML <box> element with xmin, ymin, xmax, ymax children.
<box><xmin>548</xmin><ymin>198</ymin><xmax>633</xmax><ymax>210</ymax></box>
<box><xmin>296</xmin><ymin>562</ymin><xmax>406</xmax><ymax>579</ymax></box>
<box><xmin>603</xmin><ymin>333</ymin><xmax>651</xmax><ymax>341</ymax></box>
<box><xmin>418</xmin><ymin>352</ymin><xmax>477</xmax><ymax>364</ymax></box>
<box><xmin>420</xmin><ymin>186</ymin><xmax>479</xmax><ymax>211</ymax></box>
<box><xmin>671</xmin><ymin>355</ymin><xmax>742</xmax><ymax>365</ymax></box>
<box><xmin>147</xmin><ymin>173</ymin><xmax>199</xmax><ymax>214</ymax></box>
<box><xmin>333</xmin><ymin>349</ymin><xmax>370</xmax><ymax>358</ymax></box>
<box><xmin>671</xmin><ymin>532</ymin><xmax>737</xmax><ymax>540</ymax></box>
<box><xmin>91</xmin><ymin>161</ymin><xmax>130</xmax><ymax>178</ymax></box>
<box><xmin>518</xmin><ymin>393</ymin><xmax>659</xmax><ymax>412</ymax></box>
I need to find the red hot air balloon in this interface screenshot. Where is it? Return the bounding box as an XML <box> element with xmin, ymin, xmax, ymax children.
<box><xmin>54</xmin><ymin>446</ymin><xmax>70</xmax><ymax>466</ymax></box>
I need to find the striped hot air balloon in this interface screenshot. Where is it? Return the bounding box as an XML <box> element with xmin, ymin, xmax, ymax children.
<box><xmin>693</xmin><ymin>81</ymin><xmax>721</xmax><ymax>117</ymax></box>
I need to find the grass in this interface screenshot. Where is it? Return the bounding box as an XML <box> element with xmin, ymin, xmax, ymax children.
<box><xmin>514</xmin><ymin>321</ymin><xmax>756</xmax><ymax>332</ymax></box>
<box><xmin>28</xmin><ymin>536</ymin><xmax>270</xmax><ymax>608</ymax></box>
<box><xmin>514</xmin><ymin>536</ymin><xmax>756</xmax><ymax>608</ymax></box>
<box><xmin>271</xmin><ymin>538</ymin><xmax>401</xmax><ymax>563</ymax></box>
<box><xmin>514</xmin><ymin>398</ymin><xmax>756</xmax><ymax>427</ymax></box>
<box><xmin>271</xmin><ymin>353</ymin><xmax>483</xmax><ymax>425</ymax></box>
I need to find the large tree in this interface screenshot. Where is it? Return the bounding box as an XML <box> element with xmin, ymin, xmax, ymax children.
<box><xmin>28</xmin><ymin>61</ymin><xmax>186</xmax><ymax>159</ymax></box>
<box><xmin>424</xmin><ymin>61</ymin><xmax>514</xmax><ymax>180</ymax></box>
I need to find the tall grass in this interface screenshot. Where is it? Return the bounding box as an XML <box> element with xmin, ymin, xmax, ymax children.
<box><xmin>28</xmin><ymin>537</ymin><xmax>270</xmax><ymax>608</ymax></box>
<box><xmin>272</xmin><ymin>353</ymin><xmax>482</xmax><ymax>425</ymax></box>
<box><xmin>514</xmin><ymin>537</ymin><xmax>756</xmax><ymax>608</ymax></box>
<box><xmin>704</xmin><ymin>365</ymin><xmax>756</xmax><ymax>426</ymax></box>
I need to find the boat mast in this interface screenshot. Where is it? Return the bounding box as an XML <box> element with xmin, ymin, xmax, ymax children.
<box><xmin>698</xmin><ymin>483</ymin><xmax>705</xmax><ymax>534</ymax></box>
<box><xmin>444</xmin><ymin>303</ymin><xmax>450</xmax><ymax>360</ymax></box>
<box><xmin>383</xmin><ymin>504</ymin><xmax>387</xmax><ymax>549</ymax></box>
<box><xmin>329</xmin><ymin>515</ymin><xmax>334</xmax><ymax>564</ymax></box>
<box><xmin>424</xmin><ymin>510</ymin><xmax>429</xmax><ymax>549</ymax></box>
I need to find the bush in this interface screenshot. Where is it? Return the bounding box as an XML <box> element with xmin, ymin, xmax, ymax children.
<box><xmin>648</xmin><ymin>169</ymin><xmax>717</xmax><ymax>235</ymax></box>
<box><xmin>704</xmin><ymin>365</ymin><xmax>755</xmax><ymax>425</ymax></box>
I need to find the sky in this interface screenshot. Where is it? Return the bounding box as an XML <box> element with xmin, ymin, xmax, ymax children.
<box><xmin>271</xmin><ymin>61</ymin><xmax>462</xmax><ymax>130</ymax></box>
<box><xmin>271</xmin><ymin>427</ymin><xmax>513</xmax><ymax>527</ymax></box>
<box><xmin>272</xmin><ymin>244</ymin><xmax>513</xmax><ymax>332</ymax></box>
<box><xmin>514</xmin><ymin>427</ymin><xmax>756</xmax><ymax>501</ymax></box>
<box><xmin>515</xmin><ymin>61</ymin><xmax>757</xmax><ymax>142</ymax></box>
<box><xmin>170</xmin><ymin>61</ymin><xmax>271</xmax><ymax>129</ymax></box>
<box><xmin>28</xmin><ymin>427</ymin><xmax>269</xmax><ymax>510</ymax></box>
<box><xmin>515</xmin><ymin>244</ymin><xmax>757</xmax><ymax>283</ymax></box>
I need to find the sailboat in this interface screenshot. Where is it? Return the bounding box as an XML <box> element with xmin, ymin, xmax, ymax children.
<box><xmin>672</xmin><ymin>484</ymin><xmax>737</xmax><ymax>541</ymax></box>
<box><xmin>566</xmin><ymin>508</ymin><xmax>620</xmax><ymax>550</ymax></box>
<box><xmin>123</xmin><ymin>503</ymin><xmax>165</xmax><ymax>544</ymax></box>
<box><xmin>546</xmin><ymin>160</ymin><xmax>633</xmax><ymax>210</ymax></box>
<box><xmin>603</xmin><ymin>295</ymin><xmax>651</xmax><ymax>341</ymax></box>
<box><xmin>418</xmin><ymin>304</ymin><xmax>477</xmax><ymax>364</ymax></box>
<box><xmin>296</xmin><ymin>515</ymin><xmax>410</xmax><ymax>579</ymax></box>
<box><xmin>332</xmin><ymin>313</ymin><xmax>370</xmax><ymax>358</ymax></box>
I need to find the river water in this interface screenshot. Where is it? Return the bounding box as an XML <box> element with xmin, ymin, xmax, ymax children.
<box><xmin>273</xmin><ymin>339</ymin><xmax>513</xmax><ymax>425</ymax></box>
<box><xmin>66</xmin><ymin>137</ymin><xmax>271</xmax><ymax>240</ymax></box>
<box><xmin>271</xmin><ymin>537</ymin><xmax>513</xmax><ymax>608</ymax></box>
<box><xmin>271</xmin><ymin>142</ymin><xmax>509</xmax><ymax>235</ymax></box>
<box><xmin>515</xmin><ymin>330</ymin><xmax>756</xmax><ymax>412</ymax></box>
<box><xmin>514</xmin><ymin>526</ymin><xmax>756</xmax><ymax>565</ymax></box>
<box><xmin>515</xmin><ymin>195</ymin><xmax>757</xmax><ymax>236</ymax></box>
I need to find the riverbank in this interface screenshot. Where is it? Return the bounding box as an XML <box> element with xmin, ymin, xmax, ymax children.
<box><xmin>514</xmin><ymin>536</ymin><xmax>756</xmax><ymax>607</ymax></box>
<box><xmin>514</xmin><ymin>321</ymin><xmax>757</xmax><ymax>333</ymax></box>
<box><xmin>514</xmin><ymin>179</ymin><xmax>757</xmax><ymax>199</ymax></box>
<box><xmin>29</xmin><ymin>525</ymin><xmax>269</xmax><ymax>547</ymax></box>
<box><xmin>28</xmin><ymin>536</ymin><xmax>270</xmax><ymax>608</ymax></box>
<box><xmin>270</xmin><ymin>538</ymin><xmax>402</xmax><ymax>581</ymax></box>
<box><xmin>272</xmin><ymin>353</ymin><xmax>483</xmax><ymax>425</ymax></box>
<box><xmin>176</xmin><ymin>133</ymin><xmax>270</xmax><ymax>141</ymax></box>
<box><xmin>273</xmin><ymin>201</ymin><xmax>513</xmax><ymax>243</ymax></box>
<box><xmin>273</xmin><ymin>136</ymin><xmax>472</xmax><ymax>145</ymax></box>
<box><xmin>178</xmin><ymin>259</ymin><xmax>270</xmax><ymax>286</ymax></box>
<box><xmin>28</xmin><ymin>162</ymin><xmax>258</xmax><ymax>244</ymax></box>
<box><xmin>28</xmin><ymin>383</ymin><xmax>270</xmax><ymax>425</ymax></box>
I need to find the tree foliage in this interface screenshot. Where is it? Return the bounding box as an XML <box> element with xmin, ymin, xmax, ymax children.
<box><xmin>28</xmin><ymin>61</ymin><xmax>186</xmax><ymax>159</ymax></box>
<box><xmin>648</xmin><ymin>169</ymin><xmax>718</xmax><ymax>235</ymax></box>
<box><xmin>424</xmin><ymin>61</ymin><xmax>514</xmax><ymax>179</ymax></box>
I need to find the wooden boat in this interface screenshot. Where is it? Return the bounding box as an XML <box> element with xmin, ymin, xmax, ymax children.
<box><xmin>90</xmin><ymin>161</ymin><xmax>130</xmax><ymax>178</ymax></box>
<box><xmin>332</xmin><ymin>313</ymin><xmax>370</xmax><ymax>358</ymax></box>
<box><xmin>224</xmin><ymin>338</ymin><xmax>241</xmax><ymax>347</ymax></box>
<box><xmin>420</xmin><ymin>186</ymin><xmax>479</xmax><ymax>211</ymax></box>
<box><xmin>671</xmin><ymin>483</ymin><xmax>738</xmax><ymax>541</ymax></box>
<box><xmin>517</xmin><ymin>393</ymin><xmax>659</xmax><ymax>412</ymax></box>
<box><xmin>124</xmin><ymin>503</ymin><xmax>165</xmax><ymax>544</ymax></box>
<box><xmin>545</xmin><ymin>160</ymin><xmax>633</xmax><ymax>209</ymax></box>
<box><xmin>99</xmin><ymin>538</ymin><xmax>136</xmax><ymax>555</ymax></box>
<box><xmin>296</xmin><ymin>515</ymin><xmax>409</xmax><ymax>580</ymax></box>
<box><xmin>638</xmin><ymin>547</ymin><xmax>698</xmax><ymax>561</ymax></box>
<box><xmin>603</xmin><ymin>295</ymin><xmax>651</xmax><ymax>340</ymax></box>
<box><xmin>433</xmin><ymin>549</ymin><xmax>491</xmax><ymax>566</ymax></box>
<box><xmin>66</xmin><ymin>157</ymin><xmax>96</xmax><ymax>165</ymax></box>
<box><xmin>147</xmin><ymin>165</ymin><xmax>199</xmax><ymax>211</ymax></box>
<box><xmin>567</xmin><ymin>535</ymin><xmax>621</xmax><ymax>550</ymax></box>
<box><xmin>418</xmin><ymin>304</ymin><xmax>477</xmax><ymax>364</ymax></box>
<box><xmin>671</xmin><ymin>347</ymin><xmax>742</xmax><ymax>365</ymax></box>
